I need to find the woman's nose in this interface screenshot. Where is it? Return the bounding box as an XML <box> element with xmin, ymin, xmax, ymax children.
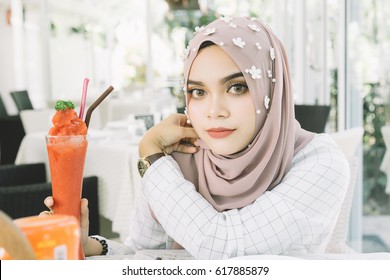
<box><xmin>207</xmin><ymin>95</ymin><xmax>229</xmax><ymax>118</ymax></box>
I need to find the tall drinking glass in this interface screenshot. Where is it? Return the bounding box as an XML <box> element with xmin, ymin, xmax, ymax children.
<box><xmin>45</xmin><ymin>135</ymin><xmax>88</xmax><ymax>260</ymax></box>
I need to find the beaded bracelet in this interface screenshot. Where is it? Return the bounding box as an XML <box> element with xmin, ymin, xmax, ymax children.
<box><xmin>89</xmin><ymin>236</ymin><xmax>108</xmax><ymax>255</ymax></box>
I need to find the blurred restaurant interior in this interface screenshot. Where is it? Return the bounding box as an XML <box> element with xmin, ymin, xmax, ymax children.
<box><xmin>1</xmin><ymin>0</ymin><xmax>390</xmax><ymax>255</ymax></box>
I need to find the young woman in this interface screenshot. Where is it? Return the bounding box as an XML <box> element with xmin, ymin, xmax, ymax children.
<box><xmin>44</xmin><ymin>16</ymin><xmax>349</xmax><ymax>259</ymax></box>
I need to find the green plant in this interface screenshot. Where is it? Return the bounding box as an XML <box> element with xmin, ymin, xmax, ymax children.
<box><xmin>329</xmin><ymin>69</ymin><xmax>338</xmax><ymax>131</ymax></box>
<box><xmin>163</xmin><ymin>7</ymin><xmax>219</xmax><ymax>110</ymax></box>
<box><xmin>164</xmin><ymin>8</ymin><xmax>219</xmax><ymax>46</ymax></box>
<box><xmin>362</xmin><ymin>82</ymin><xmax>389</xmax><ymax>214</ymax></box>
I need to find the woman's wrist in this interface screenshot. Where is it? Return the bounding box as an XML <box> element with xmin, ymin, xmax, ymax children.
<box><xmin>139</xmin><ymin>130</ymin><xmax>163</xmax><ymax>158</ymax></box>
<box><xmin>84</xmin><ymin>236</ymin><xmax>106</xmax><ymax>256</ymax></box>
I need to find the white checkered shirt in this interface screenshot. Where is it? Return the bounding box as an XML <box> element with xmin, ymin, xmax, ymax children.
<box><xmin>120</xmin><ymin>133</ymin><xmax>349</xmax><ymax>259</ymax></box>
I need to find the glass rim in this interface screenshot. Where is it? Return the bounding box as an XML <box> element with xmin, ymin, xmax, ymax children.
<box><xmin>45</xmin><ymin>135</ymin><xmax>87</xmax><ymax>139</ymax></box>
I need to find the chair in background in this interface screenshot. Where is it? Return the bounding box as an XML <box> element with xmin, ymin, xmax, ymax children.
<box><xmin>10</xmin><ymin>90</ymin><xmax>34</xmax><ymax>112</ymax></box>
<box><xmin>326</xmin><ymin>127</ymin><xmax>364</xmax><ymax>253</ymax></box>
<box><xmin>19</xmin><ymin>109</ymin><xmax>55</xmax><ymax>134</ymax></box>
<box><xmin>0</xmin><ymin>163</ymin><xmax>46</xmax><ymax>186</ymax></box>
<box><xmin>0</xmin><ymin>163</ymin><xmax>100</xmax><ymax>235</ymax></box>
<box><xmin>294</xmin><ymin>104</ymin><xmax>331</xmax><ymax>133</ymax></box>
<box><xmin>0</xmin><ymin>95</ymin><xmax>8</xmax><ymax>117</ymax></box>
<box><xmin>0</xmin><ymin>115</ymin><xmax>25</xmax><ymax>165</ymax></box>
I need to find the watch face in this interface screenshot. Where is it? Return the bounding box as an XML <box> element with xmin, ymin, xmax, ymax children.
<box><xmin>137</xmin><ymin>158</ymin><xmax>150</xmax><ymax>177</ymax></box>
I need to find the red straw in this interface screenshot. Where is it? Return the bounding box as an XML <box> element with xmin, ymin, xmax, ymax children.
<box><xmin>79</xmin><ymin>78</ymin><xmax>89</xmax><ymax>119</ymax></box>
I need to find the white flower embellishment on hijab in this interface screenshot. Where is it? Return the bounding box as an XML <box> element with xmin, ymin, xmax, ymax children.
<box><xmin>245</xmin><ymin>66</ymin><xmax>262</xmax><ymax>79</ymax></box>
<box><xmin>248</xmin><ymin>24</ymin><xmax>260</xmax><ymax>32</ymax></box>
<box><xmin>195</xmin><ymin>26</ymin><xmax>205</xmax><ymax>33</ymax></box>
<box><xmin>232</xmin><ymin>37</ymin><xmax>246</xmax><ymax>48</ymax></box>
<box><xmin>182</xmin><ymin>46</ymin><xmax>190</xmax><ymax>60</ymax></box>
<box><xmin>204</xmin><ymin>28</ymin><xmax>216</xmax><ymax>35</ymax></box>
<box><xmin>229</xmin><ymin>22</ymin><xmax>237</xmax><ymax>28</ymax></box>
<box><xmin>264</xmin><ymin>95</ymin><xmax>271</xmax><ymax>110</ymax></box>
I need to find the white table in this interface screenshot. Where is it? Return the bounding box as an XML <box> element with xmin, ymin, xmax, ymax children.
<box><xmin>86</xmin><ymin>250</ymin><xmax>390</xmax><ymax>260</ymax></box>
<box><xmin>15</xmin><ymin>131</ymin><xmax>141</xmax><ymax>241</ymax></box>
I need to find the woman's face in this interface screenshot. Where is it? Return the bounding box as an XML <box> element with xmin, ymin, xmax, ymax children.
<box><xmin>187</xmin><ymin>45</ymin><xmax>256</xmax><ymax>156</ymax></box>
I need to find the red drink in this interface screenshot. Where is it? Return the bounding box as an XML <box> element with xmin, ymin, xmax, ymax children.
<box><xmin>46</xmin><ymin>135</ymin><xmax>87</xmax><ymax>218</ymax></box>
<box><xmin>46</xmin><ymin>100</ymin><xmax>88</xmax><ymax>259</ymax></box>
<box><xmin>46</xmin><ymin>135</ymin><xmax>87</xmax><ymax>259</ymax></box>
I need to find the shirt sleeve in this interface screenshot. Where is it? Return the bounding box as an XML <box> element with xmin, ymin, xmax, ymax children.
<box><xmin>135</xmin><ymin>134</ymin><xmax>350</xmax><ymax>259</ymax></box>
<box><xmin>123</xmin><ymin>188</ymin><xmax>174</xmax><ymax>251</ymax></box>
<box><xmin>105</xmin><ymin>189</ymin><xmax>174</xmax><ymax>255</ymax></box>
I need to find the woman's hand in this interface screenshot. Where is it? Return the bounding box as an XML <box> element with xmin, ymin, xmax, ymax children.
<box><xmin>40</xmin><ymin>197</ymin><xmax>99</xmax><ymax>255</ymax></box>
<box><xmin>139</xmin><ymin>113</ymin><xmax>199</xmax><ymax>157</ymax></box>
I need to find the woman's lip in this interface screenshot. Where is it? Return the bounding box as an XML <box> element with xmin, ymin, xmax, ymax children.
<box><xmin>206</xmin><ymin>128</ymin><xmax>235</xmax><ymax>138</ymax></box>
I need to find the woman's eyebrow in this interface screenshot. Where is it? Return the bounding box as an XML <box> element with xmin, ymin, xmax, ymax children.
<box><xmin>220</xmin><ymin>72</ymin><xmax>244</xmax><ymax>84</ymax></box>
<box><xmin>187</xmin><ymin>79</ymin><xmax>204</xmax><ymax>86</ymax></box>
<box><xmin>187</xmin><ymin>72</ymin><xmax>244</xmax><ymax>86</ymax></box>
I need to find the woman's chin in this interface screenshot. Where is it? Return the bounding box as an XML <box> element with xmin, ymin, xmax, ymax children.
<box><xmin>207</xmin><ymin>143</ymin><xmax>241</xmax><ymax>156</ymax></box>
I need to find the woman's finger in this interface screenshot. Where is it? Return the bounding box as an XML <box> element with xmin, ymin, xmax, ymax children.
<box><xmin>180</xmin><ymin>126</ymin><xmax>199</xmax><ymax>139</ymax></box>
<box><xmin>174</xmin><ymin>113</ymin><xmax>188</xmax><ymax>127</ymax></box>
<box><xmin>174</xmin><ymin>143</ymin><xmax>199</xmax><ymax>154</ymax></box>
<box><xmin>80</xmin><ymin>198</ymin><xmax>89</xmax><ymax>235</ymax></box>
<box><xmin>181</xmin><ymin>137</ymin><xmax>199</xmax><ymax>147</ymax></box>
<box><xmin>39</xmin><ymin>210</ymin><xmax>53</xmax><ymax>216</ymax></box>
<box><xmin>44</xmin><ymin>196</ymin><xmax>54</xmax><ymax>209</ymax></box>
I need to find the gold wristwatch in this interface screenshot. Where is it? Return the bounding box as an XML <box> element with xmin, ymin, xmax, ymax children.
<box><xmin>137</xmin><ymin>152</ymin><xmax>166</xmax><ymax>177</ymax></box>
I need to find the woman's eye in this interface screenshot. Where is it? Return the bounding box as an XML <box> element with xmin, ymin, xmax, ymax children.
<box><xmin>228</xmin><ymin>84</ymin><xmax>248</xmax><ymax>95</ymax></box>
<box><xmin>188</xmin><ymin>89</ymin><xmax>205</xmax><ymax>98</ymax></box>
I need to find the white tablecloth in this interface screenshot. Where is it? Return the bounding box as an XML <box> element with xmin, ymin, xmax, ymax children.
<box><xmin>15</xmin><ymin>132</ymin><xmax>141</xmax><ymax>241</ymax></box>
<box><xmin>87</xmin><ymin>250</ymin><xmax>390</xmax><ymax>260</ymax></box>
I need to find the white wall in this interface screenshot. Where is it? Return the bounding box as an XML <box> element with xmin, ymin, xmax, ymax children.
<box><xmin>0</xmin><ymin>0</ymin><xmax>50</xmax><ymax>114</ymax></box>
<box><xmin>0</xmin><ymin>3</ymin><xmax>17</xmax><ymax>115</ymax></box>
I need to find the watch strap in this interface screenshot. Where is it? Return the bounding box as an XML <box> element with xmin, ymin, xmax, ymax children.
<box><xmin>145</xmin><ymin>152</ymin><xmax>166</xmax><ymax>164</ymax></box>
<box><xmin>138</xmin><ymin>152</ymin><xmax>166</xmax><ymax>177</ymax></box>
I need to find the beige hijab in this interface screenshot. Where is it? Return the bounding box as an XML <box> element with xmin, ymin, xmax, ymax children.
<box><xmin>172</xmin><ymin>16</ymin><xmax>314</xmax><ymax>212</ymax></box>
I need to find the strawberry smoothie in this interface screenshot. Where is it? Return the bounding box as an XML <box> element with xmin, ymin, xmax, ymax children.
<box><xmin>46</xmin><ymin>100</ymin><xmax>88</xmax><ymax>259</ymax></box>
